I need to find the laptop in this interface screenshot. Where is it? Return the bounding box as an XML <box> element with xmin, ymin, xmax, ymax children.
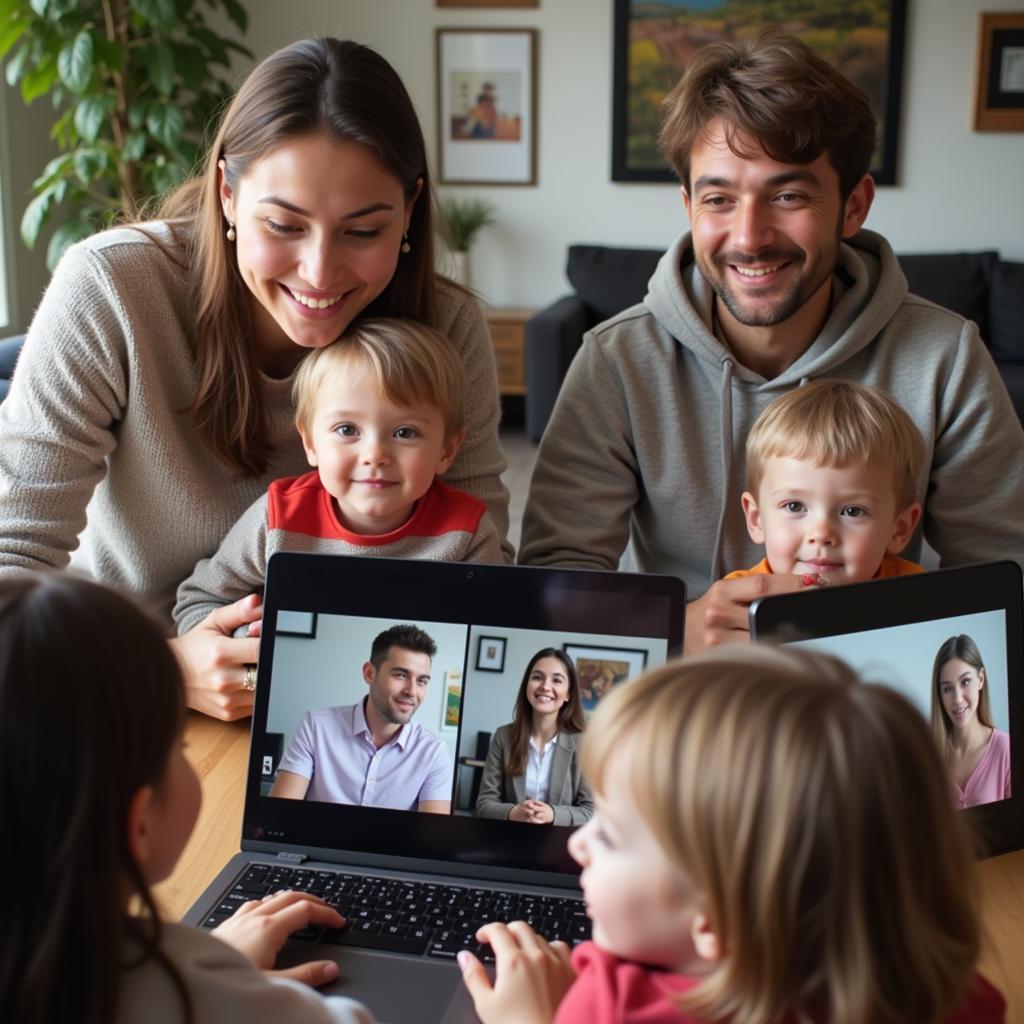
<box><xmin>184</xmin><ymin>553</ymin><xmax>686</xmax><ymax>1022</ymax></box>
<box><xmin>749</xmin><ymin>560</ymin><xmax>1024</xmax><ymax>857</ymax></box>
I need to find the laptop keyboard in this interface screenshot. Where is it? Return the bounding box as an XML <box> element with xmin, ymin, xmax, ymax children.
<box><xmin>200</xmin><ymin>863</ymin><xmax>591</xmax><ymax>962</ymax></box>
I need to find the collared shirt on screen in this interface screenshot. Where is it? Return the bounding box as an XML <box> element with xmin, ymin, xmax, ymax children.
<box><xmin>525</xmin><ymin>733</ymin><xmax>559</xmax><ymax>801</ymax></box>
<box><xmin>276</xmin><ymin>698</ymin><xmax>452</xmax><ymax>809</ymax></box>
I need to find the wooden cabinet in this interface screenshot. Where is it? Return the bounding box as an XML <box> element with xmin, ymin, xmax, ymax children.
<box><xmin>486</xmin><ymin>307</ymin><xmax>535</xmax><ymax>397</ymax></box>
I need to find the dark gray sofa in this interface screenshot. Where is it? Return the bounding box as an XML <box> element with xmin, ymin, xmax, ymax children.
<box><xmin>525</xmin><ymin>246</ymin><xmax>1024</xmax><ymax>442</ymax></box>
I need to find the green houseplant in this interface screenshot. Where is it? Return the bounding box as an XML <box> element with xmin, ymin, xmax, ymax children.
<box><xmin>0</xmin><ymin>0</ymin><xmax>252</xmax><ymax>268</ymax></box>
<box><xmin>438</xmin><ymin>195</ymin><xmax>495</xmax><ymax>286</ymax></box>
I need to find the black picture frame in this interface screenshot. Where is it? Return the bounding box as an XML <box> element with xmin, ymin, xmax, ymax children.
<box><xmin>611</xmin><ymin>0</ymin><xmax>907</xmax><ymax>186</ymax></box>
<box><xmin>974</xmin><ymin>12</ymin><xmax>1024</xmax><ymax>132</ymax></box>
<box><xmin>476</xmin><ymin>634</ymin><xmax>507</xmax><ymax>672</ymax></box>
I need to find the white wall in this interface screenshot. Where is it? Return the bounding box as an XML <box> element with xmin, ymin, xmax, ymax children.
<box><xmin>236</xmin><ymin>0</ymin><xmax>1024</xmax><ymax>310</ymax></box>
<box><xmin>4</xmin><ymin>0</ymin><xmax>1022</xmax><ymax>326</ymax></box>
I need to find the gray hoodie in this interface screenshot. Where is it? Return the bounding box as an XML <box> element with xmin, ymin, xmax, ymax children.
<box><xmin>519</xmin><ymin>229</ymin><xmax>1024</xmax><ymax>598</ymax></box>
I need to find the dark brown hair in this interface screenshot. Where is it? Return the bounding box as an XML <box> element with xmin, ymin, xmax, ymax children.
<box><xmin>0</xmin><ymin>574</ymin><xmax>191</xmax><ymax>1024</ymax></box>
<box><xmin>659</xmin><ymin>31</ymin><xmax>877</xmax><ymax>199</ymax></box>
<box><xmin>160</xmin><ymin>37</ymin><xmax>442</xmax><ymax>477</ymax></box>
<box><xmin>931</xmin><ymin>634</ymin><xmax>994</xmax><ymax>755</ymax></box>
<box><xmin>505</xmin><ymin>648</ymin><xmax>585</xmax><ymax>777</ymax></box>
<box><xmin>370</xmin><ymin>623</ymin><xmax>437</xmax><ymax>670</ymax></box>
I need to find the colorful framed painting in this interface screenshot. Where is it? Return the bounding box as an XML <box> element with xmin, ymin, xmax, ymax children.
<box><xmin>436</xmin><ymin>27</ymin><xmax>538</xmax><ymax>185</ymax></box>
<box><xmin>562</xmin><ymin>643</ymin><xmax>648</xmax><ymax>715</ymax></box>
<box><xmin>611</xmin><ymin>0</ymin><xmax>907</xmax><ymax>185</ymax></box>
<box><xmin>441</xmin><ymin>668</ymin><xmax>463</xmax><ymax>731</ymax></box>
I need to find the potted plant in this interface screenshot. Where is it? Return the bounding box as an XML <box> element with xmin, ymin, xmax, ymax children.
<box><xmin>1</xmin><ymin>0</ymin><xmax>252</xmax><ymax>269</ymax></box>
<box><xmin>438</xmin><ymin>196</ymin><xmax>496</xmax><ymax>286</ymax></box>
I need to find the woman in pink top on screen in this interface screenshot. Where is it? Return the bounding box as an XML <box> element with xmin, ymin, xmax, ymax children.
<box><xmin>931</xmin><ymin>634</ymin><xmax>1011</xmax><ymax>809</ymax></box>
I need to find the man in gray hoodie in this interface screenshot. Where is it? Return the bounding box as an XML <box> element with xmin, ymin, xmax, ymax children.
<box><xmin>519</xmin><ymin>32</ymin><xmax>1024</xmax><ymax>651</ymax></box>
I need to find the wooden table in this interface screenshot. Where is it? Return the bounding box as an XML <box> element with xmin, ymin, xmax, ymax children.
<box><xmin>158</xmin><ymin>714</ymin><xmax>1024</xmax><ymax>1017</ymax></box>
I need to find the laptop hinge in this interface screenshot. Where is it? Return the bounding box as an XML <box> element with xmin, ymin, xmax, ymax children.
<box><xmin>275</xmin><ymin>851</ymin><xmax>308</xmax><ymax>864</ymax></box>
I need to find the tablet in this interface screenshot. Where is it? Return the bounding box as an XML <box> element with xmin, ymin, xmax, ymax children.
<box><xmin>750</xmin><ymin>561</ymin><xmax>1023</xmax><ymax>857</ymax></box>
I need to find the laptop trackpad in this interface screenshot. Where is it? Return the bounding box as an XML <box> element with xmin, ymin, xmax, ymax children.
<box><xmin>279</xmin><ymin>944</ymin><xmax>480</xmax><ymax>1024</ymax></box>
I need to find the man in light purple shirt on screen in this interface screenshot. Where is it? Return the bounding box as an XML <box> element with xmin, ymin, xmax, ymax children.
<box><xmin>270</xmin><ymin>624</ymin><xmax>453</xmax><ymax>813</ymax></box>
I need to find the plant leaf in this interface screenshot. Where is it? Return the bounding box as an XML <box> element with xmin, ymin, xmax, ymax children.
<box><xmin>134</xmin><ymin>0</ymin><xmax>176</xmax><ymax>32</ymax></box>
<box><xmin>219</xmin><ymin>0</ymin><xmax>247</xmax><ymax>33</ymax></box>
<box><xmin>57</xmin><ymin>28</ymin><xmax>92</xmax><ymax>93</ymax></box>
<box><xmin>148</xmin><ymin>41</ymin><xmax>175</xmax><ymax>96</ymax></box>
<box><xmin>73</xmin><ymin>147</ymin><xmax>107</xmax><ymax>185</ymax></box>
<box><xmin>0</xmin><ymin>17</ymin><xmax>28</xmax><ymax>61</ymax></box>
<box><xmin>28</xmin><ymin>0</ymin><xmax>47</xmax><ymax>16</ymax></box>
<box><xmin>170</xmin><ymin>40</ymin><xmax>207</xmax><ymax>89</ymax></box>
<box><xmin>20</xmin><ymin>55</ymin><xmax>56</xmax><ymax>102</ymax></box>
<box><xmin>73</xmin><ymin>95</ymin><xmax>107</xmax><ymax>143</ymax></box>
<box><xmin>4</xmin><ymin>41</ymin><xmax>28</xmax><ymax>87</ymax></box>
<box><xmin>146</xmin><ymin>102</ymin><xmax>184</xmax><ymax>149</ymax></box>
<box><xmin>92</xmin><ymin>33</ymin><xmax>123</xmax><ymax>72</ymax></box>
<box><xmin>32</xmin><ymin>152</ymin><xmax>73</xmax><ymax>189</ymax></box>
<box><xmin>122</xmin><ymin>130</ymin><xmax>147</xmax><ymax>162</ymax></box>
<box><xmin>20</xmin><ymin>187</ymin><xmax>55</xmax><ymax>248</ymax></box>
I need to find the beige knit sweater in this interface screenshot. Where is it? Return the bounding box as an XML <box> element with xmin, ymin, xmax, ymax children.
<box><xmin>0</xmin><ymin>224</ymin><xmax>510</xmax><ymax>627</ymax></box>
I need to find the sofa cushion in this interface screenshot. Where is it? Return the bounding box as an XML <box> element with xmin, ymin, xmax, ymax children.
<box><xmin>896</xmin><ymin>251</ymin><xmax>997</xmax><ymax>340</ymax></box>
<box><xmin>566</xmin><ymin>245</ymin><xmax>662</xmax><ymax>322</ymax></box>
<box><xmin>988</xmin><ymin>260</ymin><xmax>1024</xmax><ymax>364</ymax></box>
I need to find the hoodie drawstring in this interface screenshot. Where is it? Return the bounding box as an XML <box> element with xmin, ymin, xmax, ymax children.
<box><xmin>709</xmin><ymin>357</ymin><xmax>735</xmax><ymax>582</ymax></box>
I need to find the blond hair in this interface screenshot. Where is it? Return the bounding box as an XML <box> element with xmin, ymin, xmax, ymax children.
<box><xmin>746</xmin><ymin>380</ymin><xmax>925</xmax><ymax>509</ymax></box>
<box><xmin>581</xmin><ymin>645</ymin><xmax>981</xmax><ymax>1024</ymax></box>
<box><xmin>293</xmin><ymin>319</ymin><xmax>464</xmax><ymax>439</ymax></box>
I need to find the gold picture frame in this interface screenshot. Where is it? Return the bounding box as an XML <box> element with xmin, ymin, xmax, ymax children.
<box><xmin>974</xmin><ymin>12</ymin><xmax>1024</xmax><ymax>131</ymax></box>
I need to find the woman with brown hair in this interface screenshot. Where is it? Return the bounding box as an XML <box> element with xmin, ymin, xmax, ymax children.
<box><xmin>931</xmin><ymin>634</ymin><xmax>1011</xmax><ymax>809</ymax></box>
<box><xmin>0</xmin><ymin>38</ymin><xmax>509</xmax><ymax>720</ymax></box>
<box><xmin>475</xmin><ymin>648</ymin><xmax>593</xmax><ymax>825</ymax></box>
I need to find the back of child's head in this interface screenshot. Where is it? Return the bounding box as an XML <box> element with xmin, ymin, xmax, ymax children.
<box><xmin>0</xmin><ymin>573</ymin><xmax>188</xmax><ymax>1024</ymax></box>
<box><xmin>746</xmin><ymin>380</ymin><xmax>925</xmax><ymax>508</ymax></box>
<box><xmin>581</xmin><ymin>644</ymin><xmax>980</xmax><ymax>1024</ymax></box>
<box><xmin>293</xmin><ymin>317</ymin><xmax>465</xmax><ymax>439</ymax></box>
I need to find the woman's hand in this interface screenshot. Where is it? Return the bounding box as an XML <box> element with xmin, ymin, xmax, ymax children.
<box><xmin>212</xmin><ymin>889</ymin><xmax>344</xmax><ymax>986</ymax></box>
<box><xmin>457</xmin><ymin>921</ymin><xmax>575</xmax><ymax>1024</ymax></box>
<box><xmin>508</xmin><ymin>800</ymin><xmax>554</xmax><ymax>824</ymax></box>
<box><xmin>168</xmin><ymin>594</ymin><xmax>263</xmax><ymax>721</ymax></box>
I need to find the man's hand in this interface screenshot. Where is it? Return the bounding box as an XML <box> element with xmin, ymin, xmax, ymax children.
<box><xmin>457</xmin><ymin>921</ymin><xmax>575</xmax><ymax>1024</ymax></box>
<box><xmin>169</xmin><ymin>594</ymin><xmax>263</xmax><ymax>721</ymax></box>
<box><xmin>684</xmin><ymin>574</ymin><xmax>808</xmax><ymax>654</ymax></box>
<box><xmin>212</xmin><ymin>889</ymin><xmax>343</xmax><ymax>986</ymax></box>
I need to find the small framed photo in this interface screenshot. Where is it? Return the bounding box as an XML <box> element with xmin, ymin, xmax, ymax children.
<box><xmin>276</xmin><ymin>610</ymin><xmax>317</xmax><ymax>638</ymax></box>
<box><xmin>563</xmin><ymin>643</ymin><xmax>648</xmax><ymax>714</ymax></box>
<box><xmin>974</xmin><ymin>12</ymin><xmax>1024</xmax><ymax>131</ymax></box>
<box><xmin>435</xmin><ymin>27</ymin><xmax>538</xmax><ymax>185</ymax></box>
<box><xmin>441</xmin><ymin>668</ymin><xmax>463</xmax><ymax>731</ymax></box>
<box><xmin>475</xmin><ymin>634</ymin><xmax>507</xmax><ymax>672</ymax></box>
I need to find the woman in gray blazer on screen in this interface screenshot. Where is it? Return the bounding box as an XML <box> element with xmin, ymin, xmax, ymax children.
<box><xmin>475</xmin><ymin>648</ymin><xmax>593</xmax><ymax>825</ymax></box>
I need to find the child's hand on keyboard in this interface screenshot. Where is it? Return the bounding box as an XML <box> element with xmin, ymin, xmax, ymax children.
<box><xmin>212</xmin><ymin>888</ymin><xmax>343</xmax><ymax>987</ymax></box>
<box><xmin>457</xmin><ymin>920</ymin><xmax>575</xmax><ymax>1024</ymax></box>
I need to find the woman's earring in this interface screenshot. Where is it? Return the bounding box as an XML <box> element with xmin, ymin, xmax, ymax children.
<box><xmin>226</xmin><ymin>221</ymin><xmax>236</xmax><ymax>242</ymax></box>
<box><xmin>400</xmin><ymin>232</ymin><xmax>411</xmax><ymax>254</ymax></box>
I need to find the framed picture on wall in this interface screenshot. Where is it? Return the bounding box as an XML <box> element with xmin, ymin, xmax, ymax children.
<box><xmin>476</xmin><ymin>634</ymin><xmax>507</xmax><ymax>672</ymax></box>
<box><xmin>974</xmin><ymin>12</ymin><xmax>1024</xmax><ymax>131</ymax></box>
<box><xmin>435</xmin><ymin>27</ymin><xmax>538</xmax><ymax>185</ymax></box>
<box><xmin>563</xmin><ymin>643</ymin><xmax>648</xmax><ymax>714</ymax></box>
<box><xmin>611</xmin><ymin>0</ymin><xmax>908</xmax><ymax>185</ymax></box>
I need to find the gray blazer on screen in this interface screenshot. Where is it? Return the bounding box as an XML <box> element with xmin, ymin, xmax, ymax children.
<box><xmin>474</xmin><ymin>723</ymin><xmax>594</xmax><ymax>826</ymax></box>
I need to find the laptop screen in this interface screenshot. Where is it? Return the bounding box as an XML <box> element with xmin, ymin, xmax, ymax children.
<box><xmin>242</xmin><ymin>555</ymin><xmax>686</xmax><ymax>881</ymax></box>
<box><xmin>750</xmin><ymin>561</ymin><xmax>1024</xmax><ymax>855</ymax></box>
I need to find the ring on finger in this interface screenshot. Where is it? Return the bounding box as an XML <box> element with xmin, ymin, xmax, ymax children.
<box><xmin>242</xmin><ymin>665</ymin><xmax>257</xmax><ymax>691</ymax></box>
